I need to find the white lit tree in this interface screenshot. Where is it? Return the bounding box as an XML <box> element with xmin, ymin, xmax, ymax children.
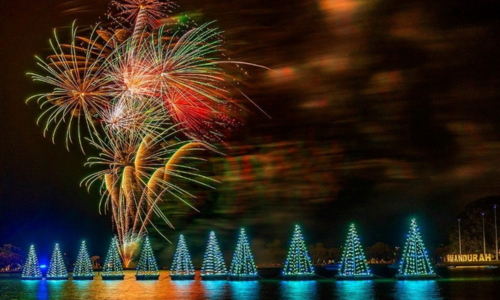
<box><xmin>102</xmin><ymin>236</ymin><xmax>124</xmax><ymax>279</ymax></box>
<box><xmin>47</xmin><ymin>243</ymin><xmax>68</xmax><ymax>279</ymax></box>
<box><xmin>338</xmin><ymin>224</ymin><xmax>371</xmax><ymax>277</ymax></box>
<box><xmin>22</xmin><ymin>245</ymin><xmax>42</xmax><ymax>279</ymax></box>
<box><xmin>136</xmin><ymin>236</ymin><xmax>159</xmax><ymax>279</ymax></box>
<box><xmin>171</xmin><ymin>234</ymin><xmax>195</xmax><ymax>278</ymax></box>
<box><xmin>201</xmin><ymin>231</ymin><xmax>227</xmax><ymax>277</ymax></box>
<box><xmin>283</xmin><ymin>225</ymin><xmax>314</xmax><ymax>276</ymax></box>
<box><xmin>229</xmin><ymin>228</ymin><xmax>257</xmax><ymax>278</ymax></box>
<box><xmin>398</xmin><ymin>219</ymin><xmax>435</xmax><ymax>277</ymax></box>
<box><xmin>73</xmin><ymin>241</ymin><xmax>94</xmax><ymax>279</ymax></box>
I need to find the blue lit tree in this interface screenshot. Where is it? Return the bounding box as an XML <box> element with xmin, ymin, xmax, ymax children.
<box><xmin>338</xmin><ymin>224</ymin><xmax>372</xmax><ymax>279</ymax></box>
<box><xmin>201</xmin><ymin>231</ymin><xmax>227</xmax><ymax>279</ymax></box>
<box><xmin>397</xmin><ymin>219</ymin><xmax>435</xmax><ymax>278</ymax></box>
<box><xmin>21</xmin><ymin>245</ymin><xmax>42</xmax><ymax>280</ymax></box>
<box><xmin>136</xmin><ymin>236</ymin><xmax>159</xmax><ymax>280</ymax></box>
<box><xmin>73</xmin><ymin>241</ymin><xmax>94</xmax><ymax>280</ymax></box>
<box><xmin>170</xmin><ymin>234</ymin><xmax>195</xmax><ymax>280</ymax></box>
<box><xmin>47</xmin><ymin>243</ymin><xmax>68</xmax><ymax>279</ymax></box>
<box><xmin>283</xmin><ymin>225</ymin><xmax>314</xmax><ymax>279</ymax></box>
<box><xmin>102</xmin><ymin>236</ymin><xmax>124</xmax><ymax>280</ymax></box>
<box><xmin>229</xmin><ymin>228</ymin><xmax>258</xmax><ymax>280</ymax></box>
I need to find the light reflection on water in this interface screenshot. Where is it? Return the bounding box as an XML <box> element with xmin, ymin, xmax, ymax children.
<box><xmin>1</xmin><ymin>271</ymin><xmax>500</xmax><ymax>300</ymax></box>
<box><xmin>335</xmin><ymin>280</ymin><xmax>374</xmax><ymax>300</ymax></box>
<box><xmin>229</xmin><ymin>281</ymin><xmax>259</xmax><ymax>300</ymax></box>
<box><xmin>395</xmin><ymin>280</ymin><xmax>443</xmax><ymax>300</ymax></box>
<box><xmin>201</xmin><ymin>281</ymin><xmax>230</xmax><ymax>299</ymax></box>
<box><xmin>279</xmin><ymin>281</ymin><xmax>318</xmax><ymax>300</ymax></box>
<box><xmin>171</xmin><ymin>280</ymin><xmax>204</xmax><ymax>300</ymax></box>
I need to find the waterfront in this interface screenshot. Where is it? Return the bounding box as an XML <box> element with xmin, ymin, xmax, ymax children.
<box><xmin>1</xmin><ymin>270</ymin><xmax>500</xmax><ymax>300</ymax></box>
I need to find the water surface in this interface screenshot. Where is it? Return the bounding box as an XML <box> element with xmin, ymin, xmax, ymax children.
<box><xmin>1</xmin><ymin>271</ymin><xmax>498</xmax><ymax>300</ymax></box>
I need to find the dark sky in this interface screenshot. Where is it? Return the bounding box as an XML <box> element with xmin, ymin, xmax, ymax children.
<box><xmin>1</xmin><ymin>0</ymin><xmax>500</xmax><ymax>267</ymax></box>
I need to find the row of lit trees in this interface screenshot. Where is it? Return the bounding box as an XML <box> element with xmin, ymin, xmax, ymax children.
<box><xmin>21</xmin><ymin>229</ymin><xmax>259</xmax><ymax>280</ymax></box>
<box><xmin>22</xmin><ymin>220</ymin><xmax>435</xmax><ymax>280</ymax></box>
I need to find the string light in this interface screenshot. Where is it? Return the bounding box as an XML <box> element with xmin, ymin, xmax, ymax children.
<box><xmin>21</xmin><ymin>245</ymin><xmax>42</xmax><ymax>280</ymax></box>
<box><xmin>338</xmin><ymin>224</ymin><xmax>372</xmax><ymax>279</ymax></box>
<box><xmin>102</xmin><ymin>236</ymin><xmax>125</xmax><ymax>280</ymax></box>
<box><xmin>283</xmin><ymin>225</ymin><xmax>314</xmax><ymax>278</ymax></box>
<box><xmin>136</xmin><ymin>236</ymin><xmax>159</xmax><ymax>280</ymax></box>
<box><xmin>398</xmin><ymin>219</ymin><xmax>435</xmax><ymax>278</ymax></box>
<box><xmin>73</xmin><ymin>241</ymin><xmax>94</xmax><ymax>280</ymax></box>
<box><xmin>201</xmin><ymin>231</ymin><xmax>227</xmax><ymax>279</ymax></box>
<box><xmin>229</xmin><ymin>228</ymin><xmax>258</xmax><ymax>280</ymax></box>
<box><xmin>47</xmin><ymin>243</ymin><xmax>68</xmax><ymax>279</ymax></box>
<box><xmin>170</xmin><ymin>234</ymin><xmax>195</xmax><ymax>280</ymax></box>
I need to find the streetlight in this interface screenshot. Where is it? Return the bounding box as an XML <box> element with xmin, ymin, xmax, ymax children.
<box><xmin>495</xmin><ymin>205</ymin><xmax>498</xmax><ymax>261</ymax></box>
<box><xmin>482</xmin><ymin>212</ymin><xmax>486</xmax><ymax>255</ymax></box>
<box><xmin>458</xmin><ymin>219</ymin><xmax>462</xmax><ymax>255</ymax></box>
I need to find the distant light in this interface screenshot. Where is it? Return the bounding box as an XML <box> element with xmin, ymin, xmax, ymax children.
<box><xmin>40</xmin><ymin>265</ymin><xmax>47</xmax><ymax>269</ymax></box>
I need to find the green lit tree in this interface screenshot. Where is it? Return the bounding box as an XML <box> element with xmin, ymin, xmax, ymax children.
<box><xmin>170</xmin><ymin>234</ymin><xmax>195</xmax><ymax>279</ymax></box>
<box><xmin>229</xmin><ymin>228</ymin><xmax>258</xmax><ymax>279</ymax></box>
<box><xmin>102</xmin><ymin>236</ymin><xmax>124</xmax><ymax>279</ymax></box>
<box><xmin>338</xmin><ymin>224</ymin><xmax>372</xmax><ymax>278</ymax></box>
<box><xmin>398</xmin><ymin>219</ymin><xmax>435</xmax><ymax>277</ymax></box>
<box><xmin>136</xmin><ymin>236</ymin><xmax>159</xmax><ymax>280</ymax></box>
<box><xmin>22</xmin><ymin>245</ymin><xmax>42</xmax><ymax>279</ymax></box>
<box><xmin>73</xmin><ymin>241</ymin><xmax>94</xmax><ymax>279</ymax></box>
<box><xmin>283</xmin><ymin>225</ymin><xmax>314</xmax><ymax>277</ymax></box>
<box><xmin>47</xmin><ymin>243</ymin><xmax>68</xmax><ymax>279</ymax></box>
<box><xmin>201</xmin><ymin>231</ymin><xmax>227</xmax><ymax>278</ymax></box>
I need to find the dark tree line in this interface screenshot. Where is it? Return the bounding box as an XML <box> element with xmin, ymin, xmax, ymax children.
<box><xmin>448</xmin><ymin>196</ymin><xmax>499</xmax><ymax>254</ymax></box>
<box><xmin>0</xmin><ymin>244</ymin><xmax>24</xmax><ymax>271</ymax></box>
<box><xmin>260</xmin><ymin>239</ymin><xmax>398</xmax><ymax>264</ymax></box>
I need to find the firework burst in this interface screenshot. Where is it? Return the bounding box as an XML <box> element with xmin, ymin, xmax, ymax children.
<box><xmin>27</xmin><ymin>0</ymin><xmax>265</xmax><ymax>266</ymax></box>
<box><xmin>27</xmin><ymin>24</ymin><xmax>111</xmax><ymax>151</ymax></box>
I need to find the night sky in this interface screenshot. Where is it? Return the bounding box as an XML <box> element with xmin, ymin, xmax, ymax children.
<box><xmin>1</xmin><ymin>0</ymin><xmax>500</xmax><ymax>267</ymax></box>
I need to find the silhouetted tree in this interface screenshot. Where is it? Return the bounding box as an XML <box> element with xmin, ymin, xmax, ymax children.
<box><xmin>366</xmin><ymin>242</ymin><xmax>395</xmax><ymax>261</ymax></box>
<box><xmin>449</xmin><ymin>196</ymin><xmax>499</xmax><ymax>254</ymax></box>
<box><xmin>264</xmin><ymin>239</ymin><xmax>286</xmax><ymax>264</ymax></box>
<box><xmin>0</xmin><ymin>244</ymin><xmax>24</xmax><ymax>271</ymax></box>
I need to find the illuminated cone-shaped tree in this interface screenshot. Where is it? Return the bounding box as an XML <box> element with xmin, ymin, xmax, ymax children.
<box><xmin>229</xmin><ymin>228</ymin><xmax>258</xmax><ymax>279</ymax></box>
<box><xmin>73</xmin><ymin>241</ymin><xmax>94</xmax><ymax>279</ymax></box>
<box><xmin>102</xmin><ymin>236</ymin><xmax>124</xmax><ymax>279</ymax></box>
<box><xmin>22</xmin><ymin>245</ymin><xmax>42</xmax><ymax>279</ymax></box>
<box><xmin>338</xmin><ymin>224</ymin><xmax>372</xmax><ymax>278</ymax></box>
<box><xmin>135</xmin><ymin>236</ymin><xmax>159</xmax><ymax>280</ymax></box>
<box><xmin>47</xmin><ymin>243</ymin><xmax>68</xmax><ymax>279</ymax></box>
<box><xmin>201</xmin><ymin>231</ymin><xmax>227</xmax><ymax>279</ymax></box>
<box><xmin>398</xmin><ymin>219</ymin><xmax>435</xmax><ymax>278</ymax></box>
<box><xmin>283</xmin><ymin>225</ymin><xmax>314</xmax><ymax>278</ymax></box>
<box><xmin>170</xmin><ymin>234</ymin><xmax>195</xmax><ymax>279</ymax></box>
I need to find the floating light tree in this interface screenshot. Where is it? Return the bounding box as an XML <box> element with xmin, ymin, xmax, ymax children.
<box><xmin>22</xmin><ymin>245</ymin><xmax>42</xmax><ymax>280</ymax></box>
<box><xmin>47</xmin><ymin>243</ymin><xmax>68</xmax><ymax>280</ymax></box>
<box><xmin>337</xmin><ymin>224</ymin><xmax>372</xmax><ymax>280</ymax></box>
<box><xmin>201</xmin><ymin>231</ymin><xmax>227</xmax><ymax>280</ymax></box>
<box><xmin>102</xmin><ymin>236</ymin><xmax>125</xmax><ymax>280</ymax></box>
<box><xmin>397</xmin><ymin>219</ymin><xmax>436</xmax><ymax>279</ymax></box>
<box><xmin>73</xmin><ymin>241</ymin><xmax>94</xmax><ymax>280</ymax></box>
<box><xmin>170</xmin><ymin>234</ymin><xmax>195</xmax><ymax>280</ymax></box>
<box><xmin>136</xmin><ymin>236</ymin><xmax>159</xmax><ymax>280</ymax></box>
<box><xmin>283</xmin><ymin>225</ymin><xmax>314</xmax><ymax>280</ymax></box>
<box><xmin>229</xmin><ymin>228</ymin><xmax>258</xmax><ymax>280</ymax></box>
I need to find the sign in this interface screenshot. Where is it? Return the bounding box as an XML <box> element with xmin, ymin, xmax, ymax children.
<box><xmin>446</xmin><ymin>253</ymin><xmax>492</xmax><ymax>263</ymax></box>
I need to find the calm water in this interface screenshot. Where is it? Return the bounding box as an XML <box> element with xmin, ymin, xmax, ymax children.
<box><xmin>0</xmin><ymin>271</ymin><xmax>499</xmax><ymax>300</ymax></box>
